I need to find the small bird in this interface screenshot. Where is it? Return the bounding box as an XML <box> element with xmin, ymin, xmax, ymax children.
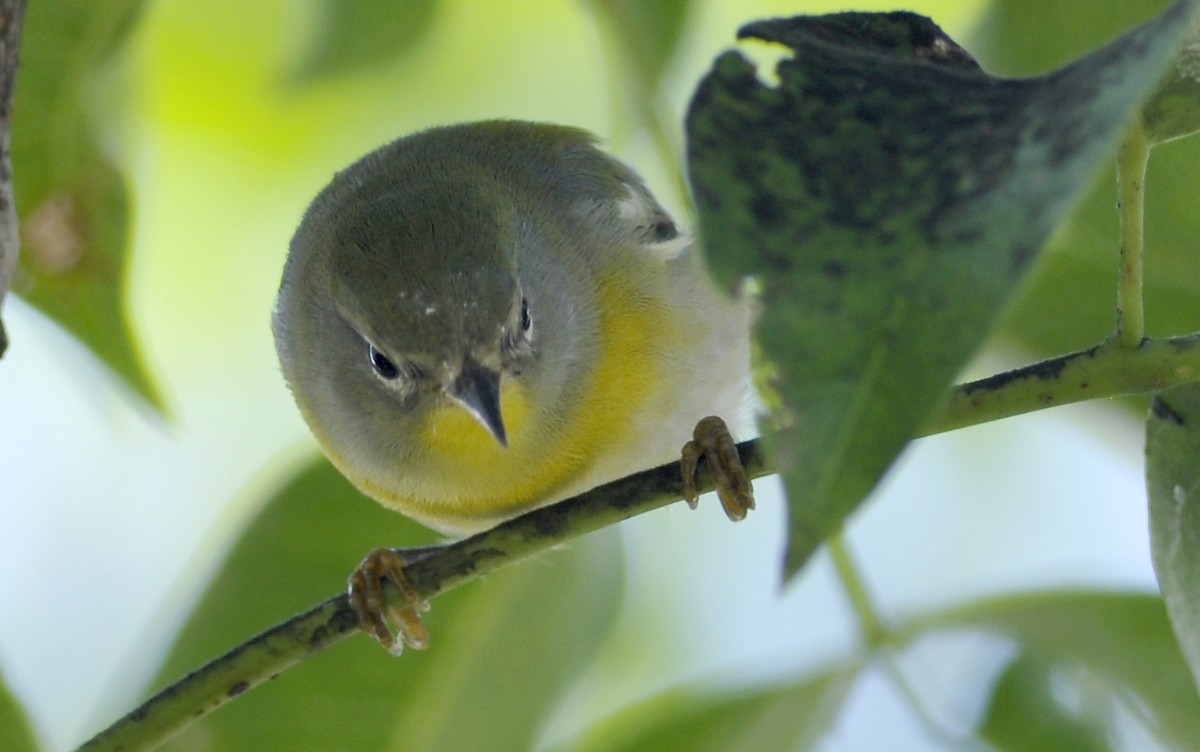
<box><xmin>274</xmin><ymin>121</ymin><xmax>752</xmax><ymax>651</ymax></box>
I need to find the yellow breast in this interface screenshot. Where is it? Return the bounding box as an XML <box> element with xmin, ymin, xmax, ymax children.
<box><xmin>375</xmin><ymin>265</ymin><xmax>683</xmax><ymax>529</ymax></box>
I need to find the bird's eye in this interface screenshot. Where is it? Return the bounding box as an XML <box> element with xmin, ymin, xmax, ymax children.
<box><xmin>650</xmin><ymin>218</ymin><xmax>678</xmax><ymax>241</ymax></box>
<box><xmin>368</xmin><ymin>344</ymin><xmax>400</xmax><ymax>380</ymax></box>
<box><xmin>520</xmin><ymin>297</ymin><xmax>531</xmax><ymax>333</ymax></box>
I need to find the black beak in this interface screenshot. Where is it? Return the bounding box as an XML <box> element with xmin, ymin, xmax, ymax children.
<box><xmin>449</xmin><ymin>358</ymin><xmax>507</xmax><ymax>447</ymax></box>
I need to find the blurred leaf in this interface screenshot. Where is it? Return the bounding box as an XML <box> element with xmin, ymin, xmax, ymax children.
<box><xmin>1145</xmin><ymin>384</ymin><xmax>1200</xmax><ymax>693</ymax></box>
<box><xmin>11</xmin><ymin>0</ymin><xmax>161</xmax><ymax>407</ymax></box>
<box><xmin>980</xmin><ymin>651</ymin><xmax>1112</xmax><ymax>752</ymax></box>
<box><xmin>152</xmin><ymin>457</ymin><xmax>623</xmax><ymax>751</ymax></box>
<box><xmin>1141</xmin><ymin>15</ymin><xmax>1200</xmax><ymax>144</ymax></box>
<box><xmin>586</xmin><ymin>0</ymin><xmax>694</xmax><ymax>86</ymax></box>
<box><xmin>915</xmin><ymin>591</ymin><xmax>1200</xmax><ymax>750</ymax></box>
<box><xmin>685</xmin><ymin>4</ymin><xmax>1199</xmax><ymax>578</ymax></box>
<box><xmin>555</xmin><ymin>663</ymin><xmax>860</xmax><ymax>752</ymax></box>
<box><xmin>969</xmin><ymin>0</ymin><xmax>1176</xmax><ymax>76</ymax></box>
<box><xmin>292</xmin><ymin>0</ymin><xmax>438</xmax><ymax>81</ymax></box>
<box><xmin>0</xmin><ymin>666</ymin><xmax>39</xmax><ymax>752</ymax></box>
<box><xmin>975</xmin><ymin>0</ymin><xmax>1200</xmax><ymax>367</ymax></box>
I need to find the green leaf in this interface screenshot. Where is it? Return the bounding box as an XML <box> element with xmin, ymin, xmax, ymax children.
<box><xmin>685</xmin><ymin>4</ymin><xmax>1199</xmax><ymax>577</ymax></box>
<box><xmin>974</xmin><ymin>0</ymin><xmax>1200</xmax><ymax>377</ymax></box>
<box><xmin>585</xmin><ymin>0</ymin><xmax>694</xmax><ymax>86</ymax></box>
<box><xmin>0</xmin><ymin>666</ymin><xmax>40</xmax><ymax>752</ymax></box>
<box><xmin>998</xmin><ymin>135</ymin><xmax>1200</xmax><ymax>375</ymax></box>
<box><xmin>915</xmin><ymin>591</ymin><xmax>1200</xmax><ymax>749</ymax></box>
<box><xmin>1145</xmin><ymin>384</ymin><xmax>1200</xmax><ymax>694</ymax></box>
<box><xmin>554</xmin><ymin>664</ymin><xmax>859</xmax><ymax>752</ymax></box>
<box><xmin>973</xmin><ymin>0</ymin><xmax>1200</xmax><ymax>146</ymax></box>
<box><xmin>291</xmin><ymin>0</ymin><xmax>439</xmax><ymax>81</ymax></box>
<box><xmin>980</xmin><ymin>651</ymin><xmax>1113</xmax><ymax>752</ymax></box>
<box><xmin>968</xmin><ymin>0</ymin><xmax>1178</xmax><ymax>76</ymax></box>
<box><xmin>11</xmin><ymin>0</ymin><xmax>161</xmax><ymax>408</ymax></box>
<box><xmin>1141</xmin><ymin>15</ymin><xmax>1200</xmax><ymax>144</ymax></box>
<box><xmin>151</xmin><ymin>456</ymin><xmax>623</xmax><ymax>751</ymax></box>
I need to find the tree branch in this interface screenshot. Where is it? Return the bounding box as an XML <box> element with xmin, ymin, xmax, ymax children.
<box><xmin>75</xmin><ymin>440</ymin><xmax>770</xmax><ymax>752</ymax></box>
<box><xmin>925</xmin><ymin>334</ymin><xmax>1200</xmax><ymax>435</ymax></box>
<box><xmin>0</xmin><ymin>0</ymin><xmax>27</xmax><ymax>358</ymax></box>
<box><xmin>75</xmin><ymin>332</ymin><xmax>1200</xmax><ymax>751</ymax></box>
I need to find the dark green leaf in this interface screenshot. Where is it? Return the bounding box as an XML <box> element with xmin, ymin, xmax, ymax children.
<box><xmin>153</xmin><ymin>457</ymin><xmax>623</xmax><ymax>751</ymax></box>
<box><xmin>11</xmin><ymin>0</ymin><xmax>161</xmax><ymax>408</ymax></box>
<box><xmin>291</xmin><ymin>0</ymin><xmax>438</xmax><ymax>81</ymax></box>
<box><xmin>915</xmin><ymin>591</ymin><xmax>1200</xmax><ymax>749</ymax></box>
<box><xmin>1146</xmin><ymin>384</ymin><xmax>1200</xmax><ymax>693</ymax></box>
<box><xmin>0</xmin><ymin>666</ymin><xmax>40</xmax><ymax>752</ymax></box>
<box><xmin>555</xmin><ymin>664</ymin><xmax>859</xmax><ymax>752</ymax></box>
<box><xmin>685</xmin><ymin>4</ymin><xmax>1199</xmax><ymax>577</ymax></box>
<box><xmin>980</xmin><ymin>651</ymin><xmax>1112</xmax><ymax>752</ymax></box>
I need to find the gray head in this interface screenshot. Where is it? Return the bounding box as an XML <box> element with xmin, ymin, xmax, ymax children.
<box><xmin>276</xmin><ymin>158</ymin><xmax>533</xmax><ymax>447</ymax></box>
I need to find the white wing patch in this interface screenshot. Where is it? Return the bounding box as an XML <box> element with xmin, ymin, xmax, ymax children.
<box><xmin>613</xmin><ymin>187</ymin><xmax>691</xmax><ymax>259</ymax></box>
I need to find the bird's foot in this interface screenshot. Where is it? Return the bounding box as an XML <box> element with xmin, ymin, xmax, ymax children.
<box><xmin>348</xmin><ymin>547</ymin><xmax>431</xmax><ymax>655</ymax></box>
<box><xmin>680</xmin><ymin>415</ymin><xmax>755</xmax><ymax>521</ymax></box>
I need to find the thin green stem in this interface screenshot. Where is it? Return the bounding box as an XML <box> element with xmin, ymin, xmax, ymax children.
<box><xmin>1116</xmin><ymin>118</ymin><xmax>1151</xmax><ymax>348</ymax></box>
<box><xmin>828</xmin><ymin>532</ymin><xmax>889</xmax><ymax>648</ymax></box>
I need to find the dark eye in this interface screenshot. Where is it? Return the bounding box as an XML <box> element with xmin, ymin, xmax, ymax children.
<box><xmin>520</xmin><ymin>297</ymin><xmax>531</xmax><ymax>333</ymax></box>
<box><xmin>368</xmin><ymin>344</ymin><xmax>400</xmax><ymax>380</ymax></box>
<box><xmin>650</xmin><ymin>218</ymin><xmax>678</xmax><ymax>241</ymax></box>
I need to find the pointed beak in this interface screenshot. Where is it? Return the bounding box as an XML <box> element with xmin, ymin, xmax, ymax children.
<box><xmin>448</xmin><ymin>358</ymin><xmax>507</xmax><ymax>447</ymax></box>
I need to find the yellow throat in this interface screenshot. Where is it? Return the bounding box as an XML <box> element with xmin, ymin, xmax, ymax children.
<box><xmin>382</xmin><ymin>265</ymin><xmax>681</xmax><ymax>527</ymax></box>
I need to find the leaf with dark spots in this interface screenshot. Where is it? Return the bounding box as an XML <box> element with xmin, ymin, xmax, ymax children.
<box><xmin>741</xmin><ymin>11</ymin><xmax>984</xmax><ymax>73</ymax></box>
<box><xmin>1151</xmin><ymin>394</ymin><xmax>1187</xmax><ymax>425</ymax></box>
<box><xmin>686</xmin><ymin>2</ymin><xmax>1199</xmax><ymax>576</ymax></box>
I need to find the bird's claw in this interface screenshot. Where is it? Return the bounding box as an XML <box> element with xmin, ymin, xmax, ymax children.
<box><xmin>348</xmin><ymin>547</ymin><xmax>431</xmax><ymax>655</ymax></box>
<box><xmin>680</xmin><ymin>415</ymin><xmax>755</xmax><ymax>521</ymax></box>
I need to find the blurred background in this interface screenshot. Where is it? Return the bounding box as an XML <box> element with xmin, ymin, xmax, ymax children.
<box><xmin>0</xmin><ymin>0</ymin><xmax>1195</xmax><ymax>750</ymax></box>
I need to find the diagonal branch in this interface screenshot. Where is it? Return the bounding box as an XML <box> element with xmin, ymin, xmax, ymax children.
<box><xmin>76</xmin><ymin>441</ymin><xmax>770</xmax><ymax>752</ymax></box>
<box><xmin>75</xmin><ymin>332</ymin><xmax>1200</xmax><ymax>752</ymax></box>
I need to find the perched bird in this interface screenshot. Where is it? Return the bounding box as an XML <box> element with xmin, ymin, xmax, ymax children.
<box><xmin>274</xmin><ymin>121</ymin><xmax>752</xmax><ymax>650</ymax></box>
